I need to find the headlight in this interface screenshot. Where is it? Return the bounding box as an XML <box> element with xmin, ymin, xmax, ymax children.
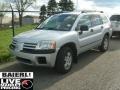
<box><xmin>36</xmin><ymin>40</ymin><xmax>56</xmax><ymax>50</ymax></box>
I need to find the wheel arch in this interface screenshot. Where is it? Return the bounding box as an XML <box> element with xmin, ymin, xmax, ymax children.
<box><xmin>56</xmin><ymin>42</ymin><xmax>78</xmax><ymax>63</ymax></box>
<box><xmin>104</xmin><ymin>32</ymin><xmax>110</xmax><ymax>37</ymax></box>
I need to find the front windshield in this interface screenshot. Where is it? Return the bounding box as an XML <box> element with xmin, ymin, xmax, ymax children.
<box><xmin>36</xmin><ymin>14</ymin><xmax>78</xmax><ymax>31</ymax></box>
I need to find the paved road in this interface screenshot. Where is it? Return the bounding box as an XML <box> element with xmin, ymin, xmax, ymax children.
<box><xmin>0</xmin><ymin>37</ymin><xmax>120</xmax><ymax>90</ymax></box>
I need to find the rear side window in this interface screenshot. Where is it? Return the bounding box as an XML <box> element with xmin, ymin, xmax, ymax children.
<box><xmin>110</xmin><ymin>15</ymin><xmax>120</xmax><ymax>21</ymax></box>
<box><xmin>90</xmin><ymin>15</ymin><xmax>103</xmax><ymax>27</ymax></box>
<box><xmin>101</xmin><ymin>15</ymin><xmax>109</xmax><ymax>23</ymax></box>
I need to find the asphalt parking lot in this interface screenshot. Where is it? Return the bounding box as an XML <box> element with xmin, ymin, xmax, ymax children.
<box><xmin>0</xmin><ymin>37</ymin><xmax>120</xmax><ymax>90</ymax></box>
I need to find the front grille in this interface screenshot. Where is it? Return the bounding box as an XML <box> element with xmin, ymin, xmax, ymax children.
<box><xmin>10</xmin><ymin>40</ymin><xmax>37</xmax><ymax>51</ymax></box>
<box><xmin>12</xmin><ymin>39</ymin><xmax>17</xmax><ymax>45</ymax></box>
<box><xmin>21</xmin><ymin>48</ymin><xmax>56</xmax><ymax>54</ymax></box>
<box><xmin>23</xmin><ymin>43</ymin><xmax>37</xmax><ymax>49</ymax></box>
<box><xmin>22</xmin><ymin>48</ymin><xmax>35</xmax><ymax>53</ymax></box>
<box><xmin>10</xmin><ymin>40</ymin><xmax>18</xmax><ymax>50</ymax></box>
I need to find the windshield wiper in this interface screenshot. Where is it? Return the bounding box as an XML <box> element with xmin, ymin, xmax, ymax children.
<box><xmin>35</xmin><ymin>27</ymin><xmax>69</xmax><ymax>31</ymax></box>
<box><xmin>45</xmin><ymin>27</ymin><xmax>56</xmax><ymax>30</ymax></box>
<box><xmin>35</xmin><ymin>27</ymin><xmax>44</xmax><ymax>29</ymax></box>
<box><xmin>35</xmin><ymin>27</ymin><xmax>56</xmax><ymax>30</ymax></box>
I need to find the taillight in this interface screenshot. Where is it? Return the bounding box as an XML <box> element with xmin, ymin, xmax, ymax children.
<box><xmin>109</xmin><ymin>23</ymin><xmax>112</xmax><ymax>28</ymax></box>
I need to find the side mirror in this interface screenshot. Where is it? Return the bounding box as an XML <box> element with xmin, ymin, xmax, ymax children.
<box><xmin>80</xmin><ymin>25</ymin><xmax>89</xmax><ymax>31</ymax></box>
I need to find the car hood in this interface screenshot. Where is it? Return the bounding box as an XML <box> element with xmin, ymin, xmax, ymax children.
<box><xmin>14</xmin><ymin>30</ymin><xmax>69</xmax><ymax>43</ymax></box>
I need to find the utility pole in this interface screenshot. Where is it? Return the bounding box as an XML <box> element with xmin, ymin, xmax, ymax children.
<box><xmin>10</xmin><ymin>4</ymin><xmax>15</xmax><ymax>37</ymax></box>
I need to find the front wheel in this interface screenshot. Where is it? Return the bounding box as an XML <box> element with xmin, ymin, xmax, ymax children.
<box><xmin>98</xmin><ymin>35</ymin><xmax>109</xmax><ymax>52</ymax></box>
<box><xmin>55</xmin><ymin>47</ymin><xmax>73</xmax><ymax>74</ymax></box>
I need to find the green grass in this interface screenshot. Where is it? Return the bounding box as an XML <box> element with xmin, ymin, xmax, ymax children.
<box><xmin>0</xmin><ymin>24</ymin><xmax>37</xmax><ymax>63</ymax></box>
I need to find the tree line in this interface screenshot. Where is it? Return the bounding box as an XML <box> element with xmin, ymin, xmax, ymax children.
<box><xmin>0</xmin><ymin>0</ymin><xmax>74</xmax><ymax>27</ymax></box>
<box><xmin>40</xmin><ymin>0</ymin><xmax>74</xmax><ymax>22</ymax></box>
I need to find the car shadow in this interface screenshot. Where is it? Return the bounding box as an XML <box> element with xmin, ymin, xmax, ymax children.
<box><xmin>0</xmin><ymin>50</ymin><xmax>103</xmax><ymax>90</ymax></box>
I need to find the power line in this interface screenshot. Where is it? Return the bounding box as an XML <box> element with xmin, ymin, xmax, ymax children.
<box><xmin>0</xmin><ymin>11</ymin><xmax>40</xmax><ymax>12</ymax></box>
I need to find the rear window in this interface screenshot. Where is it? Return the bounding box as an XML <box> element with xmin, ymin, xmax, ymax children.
<box><xmin>110</xmin><ymin>15</ymin><xmax>120</xmax><ymax>21</ymax></box>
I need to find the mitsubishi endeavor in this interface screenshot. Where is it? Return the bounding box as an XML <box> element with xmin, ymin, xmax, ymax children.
<box><xmin>10</xmin><ymin>11</ymin><xmax>112</xmax><ymax>73</ymax></box>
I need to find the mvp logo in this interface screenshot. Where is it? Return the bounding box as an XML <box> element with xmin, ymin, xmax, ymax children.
<box><xmin>0</xmin><ymin>72</ymin><xmax>33</xmax><ymax>90</ymax></box>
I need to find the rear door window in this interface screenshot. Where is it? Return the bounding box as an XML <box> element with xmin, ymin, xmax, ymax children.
<box><xmin>90</xmin><ymin>15</ymin><xmax>103</xmax><ymax>27</ymax></box>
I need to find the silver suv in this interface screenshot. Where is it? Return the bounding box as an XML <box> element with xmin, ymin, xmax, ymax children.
<box><xmin>10</xmin><ymin>11</ymin><xmax>112</xmax><ymax>73</ymax></box>
<box><xmin>110</xmin><ymin>14</ymin><xmax>120</xmax><ymax>36</ymax></box>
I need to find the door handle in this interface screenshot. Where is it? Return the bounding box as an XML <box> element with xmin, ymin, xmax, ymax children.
<box><xmin>78</xmin><ymin>31</ymin><xmax>83</xmax><ymax>35</ymax></box>
<box><xmin>90</xmin><ymin>29</ymin><xmax>94</xmax><ymax>32</ymax></box>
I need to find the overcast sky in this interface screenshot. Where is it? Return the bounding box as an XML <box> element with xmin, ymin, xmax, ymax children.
<box><xmin>34</xmin><ymin>0</ymin><xmax>120</xmax><ymax>16</ymax></box>
<box><xmin>1</xmin><ymin>0</ymin><xmax>120</xmax><ymax>16</ymax></box>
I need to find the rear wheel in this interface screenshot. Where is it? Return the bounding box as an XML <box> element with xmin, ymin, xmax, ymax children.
<box><xmin>55</xmin><ymin>47</ymin><xmax>73</xmax><ymax>74</ymax></box>
<box><xmin>99</xmin><ymin>34</ymin><xmax>109</xmax><ymax>52</ymax></box>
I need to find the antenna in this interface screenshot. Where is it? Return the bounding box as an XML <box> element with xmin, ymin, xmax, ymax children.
<box><xmin>75</xmin><ymin>0</ymin><xmax>78</xmax><ymax>11</ymax></box>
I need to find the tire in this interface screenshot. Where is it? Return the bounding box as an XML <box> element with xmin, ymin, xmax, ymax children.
<box><xmin>55</xmin><ymin>47</ymin><xmax>73</xmax><ymax>74</ymax></box>
<box><xmin>99</xmin><ymin>34</ymin><xmax>109</xmax><ymax>52</ymax></box>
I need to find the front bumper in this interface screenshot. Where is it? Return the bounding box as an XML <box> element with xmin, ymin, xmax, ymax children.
<box><xmin>10</xmin><ymin>48</ymin><xmax>59</xmax><ymax>67</ymax></box>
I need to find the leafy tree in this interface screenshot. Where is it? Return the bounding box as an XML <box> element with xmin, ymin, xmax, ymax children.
<box><xmin>40</xmin><ymin>5</ymin><xmax>47</xmax><ymax>23</ymax></box>
<box><xmin>9</xmin><ymin>0</ymin><xmax>36</xmax><ymax>27</ymax></box>
<box><xmin>47</xmin><ymin>0</ymin><xmax>57</xmax><ymax>16</ymax></box>
<box><xmin>59</xmin><ymin>0</ymin><xmax>74</xmax><ymax>11</ymax></box>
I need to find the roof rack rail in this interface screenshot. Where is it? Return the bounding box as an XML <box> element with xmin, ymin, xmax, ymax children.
<box><xmin>81</xmin><ymin>10</ymin><xmax>104</xmax><ymax>13</ymax></box>
<box><xmin>53</xmin><ymin>11</ymin><xmax>70</xmax><ymax>14</ymax></box>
